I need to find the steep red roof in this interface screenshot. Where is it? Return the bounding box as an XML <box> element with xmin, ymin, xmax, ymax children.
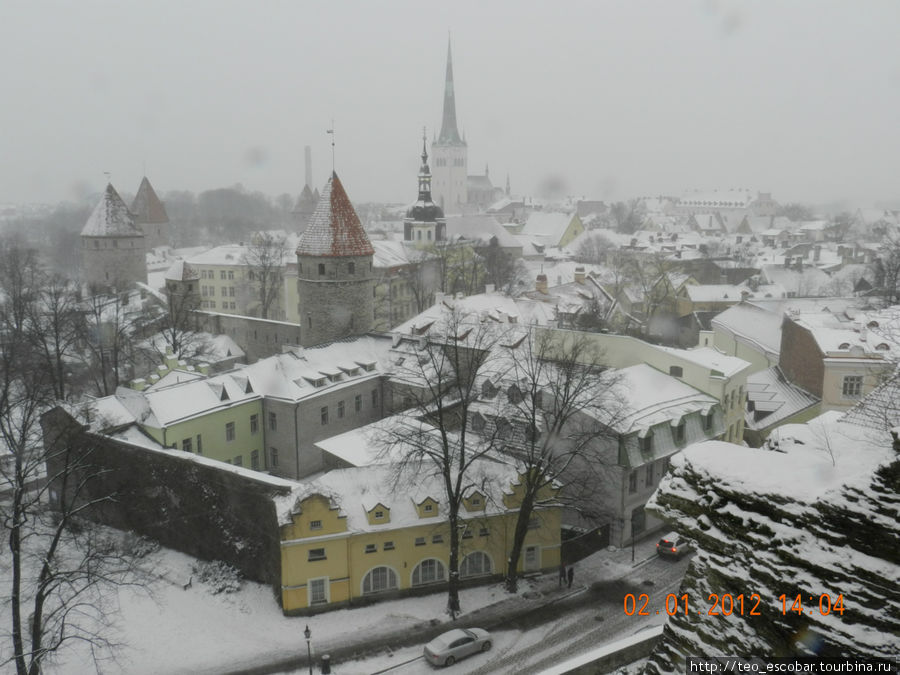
<box><xmin>296</xmin><ymin>172</ymin><xmax>374</xmax><ymax>257</ymax></box>
<box><xmin>131</xmin><ymin>176</ymin><xmax>169</xmax><ymax>224</ymax></box>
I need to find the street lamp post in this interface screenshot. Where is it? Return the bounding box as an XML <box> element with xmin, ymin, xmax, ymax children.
<box><xmin>304</xmin><ymin>624</ymin><xmax>312</xmax><ymax>675</ymax></box>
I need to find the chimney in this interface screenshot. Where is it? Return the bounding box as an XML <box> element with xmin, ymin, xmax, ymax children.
<box><xmin>574</xmin><ymin>266</ymin><xmax>585</xmax><ymax>284</ymax></box>
<box><xmin>741</xmin><ymin>290</ymin><xmax>750</xmax><ymax>300</ymax></box>
<box><xmin>536</xmin><ymin>274</ymin><xmax>548</xmax><ymax>294</ymax></box>
<box><xmin>304</xmin><ymin>146</ymin><xmax>312</xmax><ymax>189</ymax></box>
<box><xmin>813</xmin><ymin>245</ymin><xmax>821</xmax><ymax>262</ymax></box>
<box><xmin>435</xmin><ymin>292</ymin><xmax>445</xmax><ymax>306</ymax></box>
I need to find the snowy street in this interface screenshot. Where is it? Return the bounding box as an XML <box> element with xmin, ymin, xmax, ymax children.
<box><xmin>275</xmin><ymin>552</ymin><xmax>688</xmax><ymax>675</ymax></box>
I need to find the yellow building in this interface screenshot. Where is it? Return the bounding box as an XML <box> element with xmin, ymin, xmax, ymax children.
<box><xmin>279</xmin><ymin>463</ymin><xmax>561</xmax><ymax>613</ymax></box>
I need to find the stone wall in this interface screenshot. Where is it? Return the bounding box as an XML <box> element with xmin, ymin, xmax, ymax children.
<box><xmin>81</xmin><ymin>235</ymin><xmax>147</xmax><ymax>289</ymax></box>
<box><xmin>296</xmin><ymin>254</ymin><xmax>375</xmax><ymax>347</ymax></box>
<box><xmin>42</xmin><ymin>407</ymin><xmax>291</xmax><ymax>590</ymax></box>
<box><xmin>197</xmin><ymin>311</ymin><xmax>301</xmax><ymax>363</ymax></box>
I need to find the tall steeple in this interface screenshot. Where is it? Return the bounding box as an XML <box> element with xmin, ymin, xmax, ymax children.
<box><xmin>438</xmin><ymin>38</ymin><xmax>464</xmax><ymax>146</ymax></box>
<box><xmin>406</xmin><ymin>129</ymin><xmax>445</xmax><ymax>244</ymax></box>
<box><xmin>432</xmin><ymin>38</ymin><xmax>468</xmax><ymax>213</ymax></box>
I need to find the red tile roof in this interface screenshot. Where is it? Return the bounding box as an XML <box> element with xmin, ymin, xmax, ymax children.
<box><xmin>296</xmin><ymin>172</ymin><xmax>374</xmax><ymax>257</ymax></box>
<box><xmin>131</xmin><ymin>176</ymin><xmax>169</xmax><ymax>224</ymax></box>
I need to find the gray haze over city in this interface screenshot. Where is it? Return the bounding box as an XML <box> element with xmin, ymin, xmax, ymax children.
<box><xmin>2</xmin><ymin>0</ymin><xmax>899</xmax><ymax>207</ymax></box>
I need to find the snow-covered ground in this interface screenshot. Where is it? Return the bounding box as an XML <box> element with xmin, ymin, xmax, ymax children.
<box><xmin>26</xmin><ymin>542</ymin><xmax>588</xmax><ymax>674</ymax></box>
<box><xmin>13</xmin><ymin>528</ymin><xmax>652</xmax><ymax>675</ymax></box>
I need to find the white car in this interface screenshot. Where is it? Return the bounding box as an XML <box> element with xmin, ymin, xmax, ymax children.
<box><xmin>423</xmin><ymin>627</ymin><xmax>492</xmax><ymax>667</ymax></box>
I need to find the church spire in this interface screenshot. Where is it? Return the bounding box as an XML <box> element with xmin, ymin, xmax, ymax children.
<box><xmin>438</xmin><ymin>37</ymin><xmax>464</xmax><ymax>145</ymax></box>
<box><xmin>418</xmin><ymin>127</ymin><xmax>432</xmax><ymax>201</ymax></box>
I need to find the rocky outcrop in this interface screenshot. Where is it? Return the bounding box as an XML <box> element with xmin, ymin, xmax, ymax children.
<box><xmin>644</xmin><ymin>414</ymin><xmax>899</xmax><ymax>671</ymax></box>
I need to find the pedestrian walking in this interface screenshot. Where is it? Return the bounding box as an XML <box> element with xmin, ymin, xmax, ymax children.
<box><xmin>567</xmin><ymin>565</ymin><xmax>574</xmax><ymax>589</ymax></box>
<box><xmin>559</xmin><ymin>563</ymin><xmax>566</xmax><ymax>587</ymax></box>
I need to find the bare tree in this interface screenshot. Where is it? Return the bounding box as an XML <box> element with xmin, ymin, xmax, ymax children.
<box><xmin>609</xmin><ymin>199</ymin><xmax>645</xmax><ymax>234</ymax></box>
<box><xmin>0</xmin><ymin>240</ymin><xmax>141</xmax><ymax>674</ymax></box>
<box><xmin>80</xmin><ymin>288</ymin><xmax>143</xmax><ymax>397</ymax></box>
<box><xmin>28</xmin><ymin>275</ymin><xmax>84</xmax><ymax>401</ymax></box>
<box><xmin>573</xmin><ymin>231</ymin><xmax>615</xmax><ymax>265</ymax></box>
<box><xmin>242</xmin><ymin>232</ymin><xmax>287</xmax><ymax>320</ymax></box>
<box><xmin>377</xmin><ymin>309</ymin><xmax>504</xmax><ymax>616</ymax></box>
<box><xmin>474</xmin><ymin>329</ymin><xmax>624</xmax><ymax>591</ymax></box>
<box><xmin>872</xmin><ymin>231</ymin><xmax>900</xmax><ymax>306</ymax></box>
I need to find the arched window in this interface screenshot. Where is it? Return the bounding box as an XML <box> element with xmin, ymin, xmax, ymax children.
<box><xmin>411</xmin><ymin>558</ymin><xmax>446</xmax><ymax>586</ymax></box>
<box><xmin>460</xmin><ymin>551</ymin><xmax>492</xmax><ymax>578</ymax></box>
<box><xmin>362</xmin><ymin>566</ymin><xmax>398</xmax><ymax>595</ymax></box>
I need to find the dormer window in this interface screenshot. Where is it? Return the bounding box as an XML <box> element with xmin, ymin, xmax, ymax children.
<box><xmin>507</xmin><ymin>384</ymin><xmax>523</xmax><ymax>404</ymax></box>
<box><xmin>875</xmin><ymin>343</ymin><xmax>890</xmax><ymax>351</ymax></box>
<box><xmin>374</xmin><ymin>510</ymin><xmax>384</xmax><ymax>519</ymax></box>
<box><xmin>639</xmin><ymin>434</ymin><xmax>651</xmax><ymax>453</ymax></box>
<box><xmin>424</xmin><ymin>504</ymin><xmax>433</xmax><ymax>513</ymax></box>
<box><xmin>838</xmin><ymin>342</ymin><xmax>850</xmax><ymax>350</ymax></box>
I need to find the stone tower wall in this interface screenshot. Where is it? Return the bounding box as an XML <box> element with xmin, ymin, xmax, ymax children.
<box><xmin>81</xmin><ymin>235</ymin><xmax>147</xmax><ymax>290</ymax></box>
<box><xmin>296</xmin><ymin>253</ymin><xmax>374</xmax><ymax>346</ymax></box>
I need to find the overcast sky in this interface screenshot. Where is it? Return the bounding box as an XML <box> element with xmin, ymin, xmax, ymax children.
<box><xmin>2</xmin><ymin>1</ymin><xmax>899</xmax><ymax>208</ymax></box>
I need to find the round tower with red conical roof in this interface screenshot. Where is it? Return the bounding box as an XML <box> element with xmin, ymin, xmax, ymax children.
<box><xmin>295</xmin><ymin>172</ymin><xmax>375</xmax><ymax>346</ymax></box>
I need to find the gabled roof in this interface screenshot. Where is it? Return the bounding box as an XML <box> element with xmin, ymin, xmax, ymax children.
<box><xmin>295</xmin><ymin>173</ymin><xmax>374</xmax><ymax>258</ymax></box>
<box><xmin>81</xmin><ymin>183</ymin><xmax>144</xmax><ymax>237</ymax></box>
<box><xmin>130</xmin><ymin>177</ymin><xmax>169</xmax><ymax>224</ymax></box>
<box><xmin>164</xmin><ymin>260</ymin><xmax>199</xmax><ymax>282</ymax></box>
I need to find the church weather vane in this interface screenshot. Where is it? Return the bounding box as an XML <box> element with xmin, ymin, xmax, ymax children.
<box><xmin>326</xmin><ymin>120</ymin><xmax>335</xmax><ymax>174</ymax></box>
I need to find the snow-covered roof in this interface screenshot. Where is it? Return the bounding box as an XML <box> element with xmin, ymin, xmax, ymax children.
<box><xmin>444</xmin><ymin>215</ymin><xmax>520</xmax><ymax>248</ymax></box>
<box><xmin>284</xmin><ymin>456</ymin><xmax>519</xmax><ymax>532</ymax></box>
<box><xmin>81</xmin><ymin>183</ymin><xmax>144</xmax><ymax>238</ymax></box>
<box><xmin>239</xmin><ymin>336</ymin><xmax>391</xmax><ymax>402</ymax></box>
<box><xmin>676</xmin><ymin>189</ymin><xmax>755</xmax><ymax>209</ymax></box>
<box><xmin>685</xmin><ymin>284</ymin><xmax>747</xmax><ymax>303</ymax></box>
<box><xmin>656</xmin><ymin>346</ymin><xmax>751</xmax><ymax>378</ymax></box>
<box><xmin>711</xmin><ymin>302</ymin><xmax>783</xmax><ymax>357</ymax></box>
<box><xmin>164</xmin><ymin>260</ymin><xmax>199</xmax><ymax>282</ymax></box>
<box><xmin>791</xmin><ymin>308</ymin><xmax>900</xmax><ymax>356</ymax></box>
<box><xmin>613</xmin><ymin>364</ymin><xmax>718</xmax><ymax>433</ymax></box>
<box><xmin>520</xmin><ymin>212</ymin><xmax>575</xmax><ymax>247</ymax></box>
<box><xmin>187</xmin><ymin>243</ymin><xmax>254</xmax><ymax>267</ymax></box>
<box><xmin>744</xmin><ymin>366</ymin><xmax>820</xmax><ymax>431</ymax></box>
<box><xmin>392</xmin><ymin>292</ymin><xmax>558</xmax><ymax>336</ymax></box>
<box><xmin>296</xmin><ymin>173</ymin><xmax>374</xmax><ymax>258</ymax></box>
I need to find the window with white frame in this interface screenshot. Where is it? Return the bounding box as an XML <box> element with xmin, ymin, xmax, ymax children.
<box><xmin>842</xmin><ymin>375</ymin><xmax>863</xmax><ymax>398</ymax></box>
<box><xmin>308</xmin><ymin>577</ymin><xmax>328</xmax><ymax>605</ymax></box>
<box><xmin>460</xmin><ymin>551</ymin><xmax>492</xmax><ymax>578</ymax></box>
<box><xmin>412</xmin><ymin>558</ymin><xmax>446</xmax><ymax>586</ymax></box>
<box><xmin>362</xmin><ymin>566</ymin><xmax>397</xmax><ymax>594</ymax></box>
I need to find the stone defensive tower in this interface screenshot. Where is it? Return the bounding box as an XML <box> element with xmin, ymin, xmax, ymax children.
<box><xmin>296</xmin><ymin>172</ymin><xmax>375</xmax><ymax>346</ymax></box>
<box><xmin>80</xmin><ymin>183</ymin><xmax>147</xmax><ymax>290</ymax></box>
<box><xmin>130</xmin><ymin>176</ymin><xmax>170</xmax><ymax>249</ymax></box>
